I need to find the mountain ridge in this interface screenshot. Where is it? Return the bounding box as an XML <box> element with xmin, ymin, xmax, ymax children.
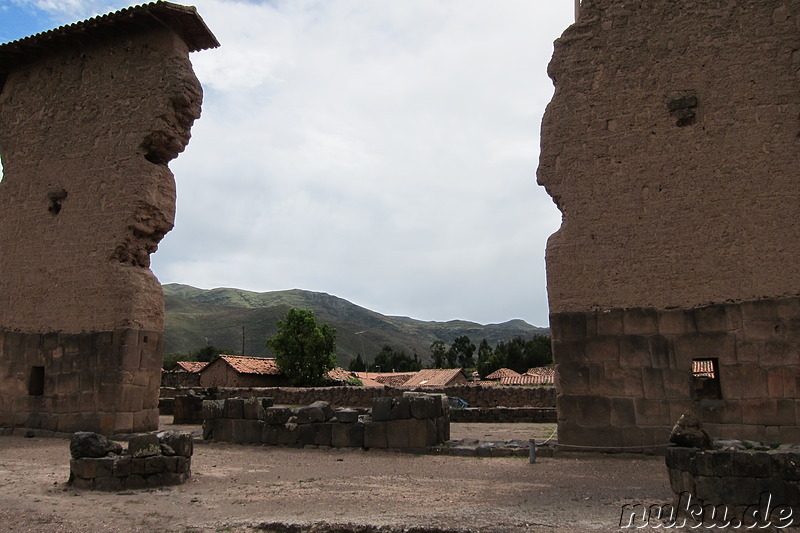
<box><xmin>163</xmin><ymin>283</ymin><xmax>549</xmax><ymax>367</ymax></box>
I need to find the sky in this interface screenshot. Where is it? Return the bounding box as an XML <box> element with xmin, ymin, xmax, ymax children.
<box><xmin>0</xmin><ymin>0</ymin><xmax>573</xmax><ymax>327</ymax></box>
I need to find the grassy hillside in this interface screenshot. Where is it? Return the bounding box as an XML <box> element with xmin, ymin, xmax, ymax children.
<box><xmin>163</xmin><ymin>284</ymin><xmax>549</xmax><ymax>368</ymax></box>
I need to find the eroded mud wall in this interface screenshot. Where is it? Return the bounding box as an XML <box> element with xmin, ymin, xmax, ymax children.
<box><xmin>0</xmin><ymin>27</ymin><xmax>202</xmax><ymax>434</ymax></box>
<box><xmin>539</xmin><ymin>1</ymin><xmax>800</xmax><ymax>449</ymax></box>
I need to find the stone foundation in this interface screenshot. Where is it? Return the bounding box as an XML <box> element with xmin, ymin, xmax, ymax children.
<box><xmin>552</xmin><ymin>296</ymin><xmax>800</xmax><ymax>452</ymax></box>
<box><xmin>203</xmin><ymin>394</ymin><xmax>450</xmax><ymax>449</ymax></box>
<box><xmin>665</xmin><ymin>445</ymin><xmax>800</xmax><ymax>526</ymax></box>
<box><xmin>69</xmin><ymin>431</ymin><xmax>192</xmax><ymax>490</ymax></box>
<box><xmin>0</xmin><ymin>329</ymin><xmax>162</xmax><ymax>434</ymax></box>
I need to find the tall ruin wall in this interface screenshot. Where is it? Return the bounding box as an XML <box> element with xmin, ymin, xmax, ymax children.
<box><xmin>0</xmin><ymin>6</ymin><xmax>216</xmax><ymax>434</ymax></box>
<box><xmin>538</xmin><ymin>1</ymin><xmax>800</xmax><ymax>450</ymax></box>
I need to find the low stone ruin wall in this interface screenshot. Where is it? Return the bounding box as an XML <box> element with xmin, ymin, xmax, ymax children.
<box><xmin>449</xmin><ymin>407</ymin><xmax>556</xmax><ymax>424</ymax></box>
<box><xmin>665</xmin><ymin>444</ymin><xmax>800</xmax><ymax>525</ymax></box>
<box><xmin>69</xmin><ymin>430</ymin><xmax>192</xmax><ymax>490</ymax></box>
<box><xmin>161</xmin><ymin>384</ymin><xmax>555</xmax><ymax>410</ymax></box>
<box><xmin>203</xmin><ymin>393</ymin><xmax>449</xmax><ymax>449</ymax></box>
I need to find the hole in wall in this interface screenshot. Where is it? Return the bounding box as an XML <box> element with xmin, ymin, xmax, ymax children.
<box><xmin>47</xmin><ymin>189</ymin><xmax>68</xmax><ymax>215</ymax></box>
<box><xmin>692</xmin><ymin>358</ymin><xmax>721</xmax><ymax>400</ymax></box>
<box><xmin>29</xmin><ymin>366</ymin><xmax>45</xmax><ymax>396</ymax></box>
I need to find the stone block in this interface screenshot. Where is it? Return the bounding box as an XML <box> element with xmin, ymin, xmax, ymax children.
<box><xmin>584</xmin><ymin>336</ymin><xmax>620</xmax><ymax>363</ymax></box>
<box><xmin>658</xmin><ymin>308</ymin><xmax>695</xmax><ymax>336</ymax></box>
<box><xmin>231</xmin><ymin>419</ymin><xmax>261</xmax><ymax>444</ymax></box>
<box><xmin>164</xmin><ymin>472</ymin><xmax>191</xmax><ymax>486</ymax></box>
<box><xmin>94</xmin><ymin>476</ymin><xmax>123</xmax><ymax>491</ymax></box>
<box><xmin>71</xmin><ymin>457</ymin><xmax>114</xmax><ymax>479</ymax></box>
<box><xmin>157</xmin><ymin>431</ymin><xmax>193</xmax><ymax>458</ymax></box>
<box><xmin>143</xmin><ymin>455</ymin><xmax>166</xmax><ymax>475</ymax></box>
<box><xmin>263</xmin><ymin>407</ymin><xmax>292</xmax><ymax>425</ymax></box>
<box><xmin>130</xmin><ymin>458</ymin><xmax>147</xmax><ymax>476</ymax></box>
<box><xmin>609</xmin><ymin>397</ymin><xmax>636</xmax><ymax>427</ymax></box>
<box><xmin>242</xmin><ymin>397</ymin><xmax>265</xmax><ymax>420</ymax></box>
<box><xmin>124</xmin><ymin>475</ymin><xmax>148</xmax><ymax>490</ymax></box>
<box><xmin>557</xmin><ymin>361</ymin><xmax>591</xmax><ymax>395</ymax></box>
<box><xmin>295</xmin><ymin>406</ymin><xmax>325</xmax><ymax>424</ymax></box>
<box><xmin>409</xmin><ymin>395</ymin><xmax>437</xmax><ymax>419</ymax></box>
<box><xmin>372</xmin><ymin>397</ymin><xmax>392</xmax><ymax>422</ymax></box>
<box><xmin>641</xmin><ymin>368</ymin><xmax>665</xmax><ymax>399</ymax></box>
<box><xmin>662</xmin><ymin>370</ymin><xmax>692</xmax><ymax>399</ymax></box>
<box><xmin>665</xmin><ymin>446</ymin><xmax>697</xmax><ymax>471</ymax></box>
<box><xmin>331</xmin><ymin>421</ymin><xmax>364</xmax><ymax>447</ymax></box>
<box><xmin>759</xmin><ymin>341</ymin><xmax>800</xmax><ymax>368</ymax></box>
<box><xmin>623</xmin><ymin>308</ymin><xmax>658</xmax><ymax>336</ymax></box>
<box><xmin>404</xmin><ymin>418</ymin><xmax>430</xmax><ymax>448</ymax></box>
<box><xmin>552</xmin><ymin>340</ymin><xmax>588</xmax><ymax>365</ymax></box>
<box><xmin>277</xmin><ymin>426</ymin><xmax>298</xmax><ymax>446</ymax></box>
<box><xmin>213</xmin><ymin>419</ymin><xmax>234</xmax><ymax>442</ymax></box>
<box><xmin>309</xmin><ymin>401</ymin><xmax>334</xmax><ymax>421</ymax></box>
<box><xmin>618</xmin><ymin>336</ymin><xmax>650</xmax><ymax>368</ymax></box>
<box><xmin>436</xmin><ymin>417</ymin><xmax>450</xmax><ymax>442</ymax></box>
<box><xmin>694</xmin><ymin>305</ymin><xmax>729</xmax><ymax>334</ymax></box>
<box><xmin>146</xmin><ymin>473</ymin><xmax>166</xmax><ymax>487</ymax></box>
<box><xmin>731</xmin><ymin>451</ymin><xmax>771</xmax><ymax>478</ymax></box>
<box><xmin>696</xmin><ymin>400</ymin><xmax>741</xmax><ymax>425</ymax></box>
<box><xmin>391</xmin><ymin>397</ymin><xmax>411</xmax><ymax>420</ymax></box>
<box><xmin>112</xmin><ymin>457</ymin><xmax>132</xmax><ymax>477</ymax></box>
<box><xmin>695</xmin><ymin>475</ymin><xmax>756</xmax><ymax>506</ymax></box>
<box><xmin>223</xmin><ymin>398</ymin><xmax>244</xmax><ymax>420</ymax></box>
<box><xmin>334</xmin><ymin>408</ymin><xmax>359</xmax><ymax>423</ymax></box>
<box><xmin>297</xmin><ymin>423</ymin><xmax>318</xmax><ymax>446</ymax></box>
<box><xmin>262</xmin><ymin>425</ymin><xmax>280</xmax><ymax>445</ymax></box>
<box><xmin>386</xmin><ymin>419</ymin><xmax>411</xmax><ymax>448</ymax></box>
<box><xmin>769</xmin><ymin>452</ymin><xmax>800</xmax><ymax>481</ymax></box>
<box><xmin>129</xmin><ymin>433</ymin><xmax>161</xmax><ymax>458</ymax></box>
<box><xmin>314</xmin><ymin>423</ymin><xmax>333</xmax><ymax>446</ymax></box>
<box><xmin>364</xmin><ymin>421</ymin><xmax>388</xmax><ymax>448</ymax></box>
<box><xmin>596</xmin><ymin>308</ymin><xmax>623</xmax><ymax>336</ymax></box>
<box><xmin>550</xmin><ymin>312</ymin><xmax>587</xmax><ymax>341</ymax></box>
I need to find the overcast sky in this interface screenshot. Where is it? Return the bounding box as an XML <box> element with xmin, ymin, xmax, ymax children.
<box><xmin>1</xmin><ymin>0</ymin><xmax>572</xmax><ymax>327</ymax></box>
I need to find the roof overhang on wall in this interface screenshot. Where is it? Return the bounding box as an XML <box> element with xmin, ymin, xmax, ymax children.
<box><xmin>0</xmin><ymin>1</ymin><xmax>219</xmax><ymax>73</ymax></box>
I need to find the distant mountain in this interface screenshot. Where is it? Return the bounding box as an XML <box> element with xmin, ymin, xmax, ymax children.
<box><xmin>163</xmin><ymin>283</ymin><xmax>549</xmax><ymax>367</ymax></box>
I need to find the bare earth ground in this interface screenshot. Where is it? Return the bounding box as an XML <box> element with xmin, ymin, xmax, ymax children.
<box><xmin>0</xmin><ymin>419</ymin><xmax>671</xmax><ymax>533</ymax></box>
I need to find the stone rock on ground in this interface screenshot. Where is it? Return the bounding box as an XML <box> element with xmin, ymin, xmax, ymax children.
<box><xmin>669</xmin><ymin>411</ymin><xmax>714</xmax><ymax>450</ymax></box>
<box><xmin>69</xmin><ymin>432</ymin><xmax>123</xmax><ymax>459</ymax></box>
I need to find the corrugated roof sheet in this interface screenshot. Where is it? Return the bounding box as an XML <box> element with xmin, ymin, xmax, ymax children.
<box><xmin>501</xmin><ymin>373</ymin><xmax>554</xmax><ymax>385</ymax></box>
<box><xmin>175</xmin><ymin>361</ymin><xmax>208</xmax><ymax>372</ymax></box>
<box><xmin>0</xmin><ymin>1</ymin><xmax>219</xmax><ymax>72</ymax></box>
<box><xmin>403</xmin><ymin>368</ymin><xmax>465</xmax><ymax>387</ymax></box>
<box><xmin>217</xmin><ymin>355</ymin><xmax>282</xmax><ymax>375</ymax></box>
<box><xmin>485</xmin><ymin>368</ymin><xmax>521</xmax><ymax>380</ymax></box>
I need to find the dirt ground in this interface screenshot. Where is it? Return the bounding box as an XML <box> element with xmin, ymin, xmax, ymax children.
<box><xmin>0</xmin><ymin>419</ymin><xmax>672</xmax><ymax>533</ymax></box>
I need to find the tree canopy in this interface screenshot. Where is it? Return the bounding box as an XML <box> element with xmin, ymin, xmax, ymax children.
<box><xmin>266</xmin><ymin>308</ymin><xmax>337</xmax><ymax>386</ymax></box>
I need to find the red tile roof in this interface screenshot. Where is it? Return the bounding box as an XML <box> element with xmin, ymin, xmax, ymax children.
<box><xmin>217</xmin><ymin>355</ymin><xmax>282</xmax><ymax>375</ymax></box>
<box><xmin>327</xmin><ymin>367</ymin><xmax>355</xmax><ymax>382</ymax></box>
<box><xmin>174</xmin><ymin>361</ymin><xmax>208</xmax><ymax>373</ymax></box>
<box><xmin>485</xmin><ymin>368</ymin><xmax>521</xmax><ymax>380</ymax></box>
<box><xmin>501</xmin><ymin>373</ymin><xmax>553</xmax><ymax>385</ymax></box>
<box><xmin>403</xmin><ymin>368</ymin><xmax>465</xmax><ymax>387</ymax></box>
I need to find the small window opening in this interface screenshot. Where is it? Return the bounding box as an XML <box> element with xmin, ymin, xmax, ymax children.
<box><xmin>29</xmin><ymin>366</ymin><xmax>45</xmax><ymax>396</ymax></box>
<box><xmin>692</xmin><ymin>358</ymin><xmax>721</xmax><ymax>400</ymax></box>
<box><xmin>0</xmin><ymin>153</ymin><xmax>4</xmax><ymax>184</ymax></box>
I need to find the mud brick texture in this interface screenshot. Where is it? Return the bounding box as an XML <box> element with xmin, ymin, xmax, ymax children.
<box><xmin>540</xmin><ymin>3</ymin><xmax>800</xmax><ymax>450</ymax></box>
<box><xmin>0</xmin><ymin>7</ymin><xmax>216</xmax><ymax>435</ymax></box>
<box><xmin>202</xmin><ymin>394</ymin><xmax>449</xmax><ymax>450</ymax></box>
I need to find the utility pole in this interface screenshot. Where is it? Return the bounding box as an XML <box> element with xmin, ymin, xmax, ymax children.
<box><xmin>575</xmin><ymin>0</ymin><xmax>580</xmax><ymax>21</ymax></box>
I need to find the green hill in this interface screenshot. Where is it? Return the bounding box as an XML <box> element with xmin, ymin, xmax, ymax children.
<box><xmin>163</xmin><ymin>283</ymin><xmax>549</xmax><ymax>368</ymax></box>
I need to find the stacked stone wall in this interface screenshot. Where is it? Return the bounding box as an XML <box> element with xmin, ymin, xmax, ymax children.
<box><xmin>552</xmin><ymin>297</ymin><xmax>800</xmax><ymax>451</ymax></box>
<box><xmin>665</xmin><ymin>445</ymin><xmax>800</xmax><ymax>523</ymax></box>
<box><xmin>69</xmin><ymin>431</ymin><xmax>192</xmax><ymax>490</ymax></box>
<box><xmin>203</xmin><ymin>394</ymin><xmax>449</xmax><ymax>450</ymax></box>
<box><xmin>449</xmin><ymin>407</ymin><xmax>556</xmax><ymax>424</ymax></box>
<box><xmin>161</xmin><ymin>384</ymin><xmax>556</xmax><ymax>410</ymax></box>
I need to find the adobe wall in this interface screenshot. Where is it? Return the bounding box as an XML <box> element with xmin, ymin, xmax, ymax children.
<box><xmin>0</xmin><ymin>26</ymin><xmax>204</xmax><ymax>434</ymax></box>
<box><xmin>538</xmin><ymin>1</ymin><xmax>800</xmax><ymax>449</ymax></box>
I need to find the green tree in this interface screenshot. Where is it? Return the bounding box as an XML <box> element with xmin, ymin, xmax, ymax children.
<box><xmin>348</xmin><ymin>353</ymin><xmax>367</xmax><ymax>372</ymax></box>
<box><xmin>266</xmin><ymin>308</ymin><xmax>337</xmax><ymax>386</ymax></box>
<box><xmin>370</xmin><ymin>345</ymin><xmax>422</xmax><ymax>372</ymax></box>
<box><xmin>450</xmin><ymin>335</ymin><xmax>476</xmax><ymax>369</ymax></box>
<box><xmin>430</xmin><ymin>340</ymin><xmax>447</xmax><ymax>368</ymax></box>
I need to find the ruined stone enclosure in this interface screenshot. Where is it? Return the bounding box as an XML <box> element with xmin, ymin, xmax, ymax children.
<box><xmin>0</xmin><ymin>3</ymin><xmax>218</xmax><ymax>435</ymax></box>
<box><xmin>538</xmin><ymin>1</ymin><xmax>800</xmax><ymax>451</ymax></box>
